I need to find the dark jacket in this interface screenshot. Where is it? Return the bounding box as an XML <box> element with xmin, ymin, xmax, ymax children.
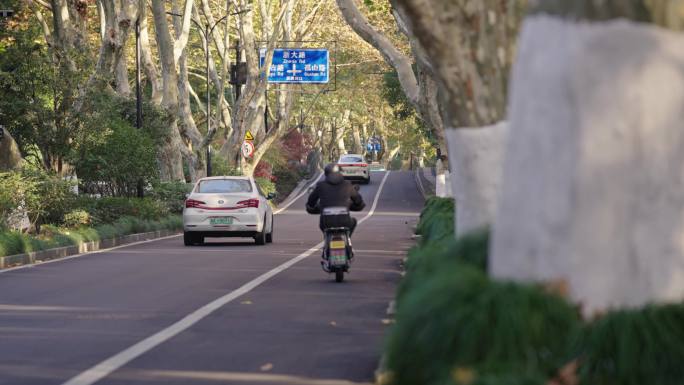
<box><xmin>306</xmin><ymin>172</ymin><xmax>365</xmax><ymax>214</ymax></box>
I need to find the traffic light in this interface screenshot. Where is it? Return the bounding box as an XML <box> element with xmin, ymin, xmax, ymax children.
<box><xmin>0</xmin><ymin>126</ymin><xmax>5</xmax><ymax>142</ymax></box>
<box><xmin>0</xmin><ymin>10</ymin><xmax>14</xmax><ymax>18</ymax></box>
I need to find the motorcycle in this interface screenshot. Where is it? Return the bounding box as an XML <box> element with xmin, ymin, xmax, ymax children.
<box><xmin>307</xmin><ymin>185</ymin><xmax>362</xmax><ymax>283</ymax></box>
<box><xmin>320</xmin><ymin>206</ymin><xmax>354</xmax><ymax>282</ymax></box>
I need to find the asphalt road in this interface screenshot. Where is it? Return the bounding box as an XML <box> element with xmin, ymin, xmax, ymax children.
<box><xmin>0</xmin><ymin>171</ymin><xmax>424</xmax><ymax>385</ymax></box>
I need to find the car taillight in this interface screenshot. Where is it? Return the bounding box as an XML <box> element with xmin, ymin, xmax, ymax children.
<box><xmin>185</xmin><ymin>199</ymin><xmax>206</xmax><ymax>208</ymax></box>
<box><xmin>353</xmin><ymin>163</ymin><xmax>368</xmax><ymax>167</ymax></box>
<box><xmin>237</xmin><ymin>199</ymin><xmax>259</xmax><ymax>208</ymax></box>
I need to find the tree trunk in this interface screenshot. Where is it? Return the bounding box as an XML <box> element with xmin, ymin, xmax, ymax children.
<box><xmin>491</xmin><ymin>2</ymin><xmax>684</xmax><ymax>314</ymax></box>
<box><xmin>151</xmin><ymin>0</ymin><xmax>185</xmax><ymax>181</ymax></box>
<box><xmin>351</xmin><ymin>124</ymin><xmax>362</xmax><ymax>155</ymax></box>
<box><xmin>392</xmin><ymin>0</ymin><xmax>524</xmax><ymax>229</ymax></box>
<box><xmin>139</xmin><ymin>0</ymin><xmax>163</xmax><ymax>105</ymax></box>
<box><xmin>0</xmin><ymin>128</ymin><xmax>23</xmax><ymax>171</ymax></box>
<box><xmin>174</xmin><ymin>1</ymin><xmax>204</xmax><ymax>181</ymax></box>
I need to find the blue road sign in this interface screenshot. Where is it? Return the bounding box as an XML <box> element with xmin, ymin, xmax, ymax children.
<box><xmin>374</xmin><ymin>143</ymin><xmax>382</xmax><ymax>151</ymax></box>
<box><xmin>259</xmin><ymin>48</ymin><xmax>329</xmax><ymax>84</ymax></box>
<box><xmin>366</xmin><ymin>144</ymin><xmax>373</xmax><ymax>152</ymax></box>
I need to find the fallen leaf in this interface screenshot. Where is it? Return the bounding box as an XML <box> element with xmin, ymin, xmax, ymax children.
<box><xmin>547</xmin><ymin>360</ymin><xmax>579</xmax><ymax>385</ymax></box>
<box><xmin>381</xmin><ymin>319</ymin><xmax>394</xmax><ymax>325</ymax></box>
<box><xmin>452</xmin><ymin>367</ymin><xmax>475</xmax><ymax>385</ymax></box>
<box><xmin>260</xmin><ymin>363</ymin><xmax>273</xmax><ymax>371</ymax></box>
<box><xmin>241</xmin><ymin>300</ymin><xmax>252</xmax><ymax>305</ymax></box>
<box><xmin>330</xmin><ymin>321</ymin><xmax>337</xmax><ymax>326</ymax></box>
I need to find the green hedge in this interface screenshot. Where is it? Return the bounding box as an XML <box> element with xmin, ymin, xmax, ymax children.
<box><xmin>577</xmin><ymin>303</ymin><xmax>684</xmax><ymax>385</ymax></box>
<box><xmin>386</xmin><ymin>197</ymin><xmax>684</xmax><ymax>385</ymax></box>
<box><xmin>0</xmin><ymin>215</ymin><xmax>182</xmax><ymax>257</ymax></box>
<box><xmin>149</xmin><ymin>181</ymin><xmax>193</xmax><ymax>214</ymax></box>
<box><xmin>388</xmin><ymin>236</ymin><xmax>579</xmax><ymax>385</ymax></box>
<box><xmin>415</xmin><ymin>196</ymin><xmax>455</xmax><ymax>243</ymax></box>
<box><xmin>73</xmin><ymin>197</ymin><xmax>169</xmax><ymax>225</ymax></box>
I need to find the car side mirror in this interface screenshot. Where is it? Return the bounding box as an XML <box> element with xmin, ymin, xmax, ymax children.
<box><xmin>307</xmin><ymin>186</ymin><xmax>314</xmax><ymax>194</ymax></box>
<box><xmin>185</xmin><ymin>193</ymin><xmax>190</xmax><ymax>199</ymax></box>
<box><xmin>266</xmin><ymin>192</ymin><xmax>276</xmax><ymax>200</ymax></box>
<box><xmin>354</xmin><ymin>185</ymin><xmax>360</xmax><ymax>191</ymax></box>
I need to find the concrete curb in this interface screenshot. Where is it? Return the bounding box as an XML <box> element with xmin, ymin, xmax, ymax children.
<box><xmin>0</xmin><ymin>229</ymin><xmax>181</xmax><ymax>269</ymax></box>
<box><xmin>414</xmin><ymin>168</ymin><xmax>428</xmax><ymax>200</ymax></box>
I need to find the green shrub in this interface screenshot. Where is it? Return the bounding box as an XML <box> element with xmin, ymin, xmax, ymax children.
<box><xmin>0</xmin><ymin>215</ymin><xmax>182</xmax><ymax>257</ymax></box>
<box><xmin>63</xmin><ymin>210</ymin><xmax>91</xmax><ymax>228</ymax></box>
<box><xmin>150</xmin><ymin>181</ymin><xmax>192</xmax><ymax>213</ymax></box>
<box><xmin>0</xmin><ymin>171</ymin><xmax>30</xmax><ymax>229</ymax></box>
<box><xmin>577</xmin><ymin>303</ymin><xmax>684</xmax><ymax>385</ymax></box>
<box><xmin>70</xmin><ymin>115</ymin><xmax>158</xmax><ymax>197</ymax></box>
<box><xmin>210</xmin><ymin>152</ymin><xmax>240</xmax><ymax>177</ymax></box>
<box><xmin>0</xmin><ymin>168</ymin><xmax>77</xmax><ymax>230</ymax></box>
<box><xmin>397</xmin><ymin>229</ymin><xmax>490</xmax><ymax>305</ymax></box>
<box><xmin>272</xmin><ymin>162</ymin><xmax>304</xmax><ymax>201</ymax></box>
<box><xmin>22</xmin><ymin>167</ymin><xmax>77</xmax><ymax>226</ymax></box>
<box><xmin>386</xmin><ymin>264</ymin><xmax>581</xmax><ymax>385</ymax></box>
<box><xmin>255</xmin><ymin>177</ymin><xmax>277</xmax><ymax>198</ymax></box>
<box><xmin>416</xmin><ymin>196</ymin><xmax>455</xmax><ymax>243</ymax></box>
<box><xmin>74</xmin><ymin>197</ymin><xmax>168</xmax><ymax>224</ymax></box>
<box><xmin>389</xmin><ymin>156</ymin><xmax>403</xmax><ymax>171</ymax></box>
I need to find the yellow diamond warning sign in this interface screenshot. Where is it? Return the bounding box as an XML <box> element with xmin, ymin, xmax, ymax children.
<box><xmin>244</xmin><ymin>130</ymin><xmax>254</xmax><ymax>141</ymax></box>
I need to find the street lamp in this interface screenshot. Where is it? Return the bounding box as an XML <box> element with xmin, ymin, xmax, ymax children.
<box><xmin>168</xmin><ymin>8</ymin><xmax>249</xmax><ymax>177</ymax></box>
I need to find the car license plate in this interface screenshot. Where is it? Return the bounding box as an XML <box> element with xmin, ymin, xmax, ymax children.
<box><xmin>210</xmin><ymin>217</ymin><xmax>233</xmax><ymax>225</ymax></box>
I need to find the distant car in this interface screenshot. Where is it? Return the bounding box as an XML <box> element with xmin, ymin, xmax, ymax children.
<box><xmin>183</xmin><ymin>176</ymin><xmax>275</xmax><ymax>246</ymax></box>
<box><xmin>337</xmin><ymin>154</ymin><xmax>371</xmax><ymax>184</ymax></box>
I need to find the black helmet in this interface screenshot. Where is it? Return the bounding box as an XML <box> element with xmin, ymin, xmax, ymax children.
<box><xmin>324</xmin><ymin>163</ymin><xmax>340</xmax><ymax>176</ymax></box>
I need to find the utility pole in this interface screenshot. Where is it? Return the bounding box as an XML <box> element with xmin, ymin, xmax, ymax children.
<box><xmin>234</xmin><ymin>40</ymin><xmax>241</xmax><ymax>101</ymax></box>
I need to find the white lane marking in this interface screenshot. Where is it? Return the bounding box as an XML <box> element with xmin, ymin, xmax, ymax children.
<box><xmin>274</xmin><ymin>173</ymin><xmax>323</xmax><ymax>215</ymax></box>
<box><xmin>61</xmin><ymin>171</ymin><xmax>391</xmax><ymax>385</ymax></box>
<box><xmin>0</xmin><ymin>234</ymin><xmax>182</xmax><ymax>275</ymax></box>
<box><xmin>358</xmin><ymin>171</ymin><xmax>390</xmax><ymax>225</ymax></box>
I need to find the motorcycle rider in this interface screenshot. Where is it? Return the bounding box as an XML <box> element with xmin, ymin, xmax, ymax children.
<box><xmin>306</xmin><ymin>163</ymin><xmax>365</xmax><ymax>235</ymax></box>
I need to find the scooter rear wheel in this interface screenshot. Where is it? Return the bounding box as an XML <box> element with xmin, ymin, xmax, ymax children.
<box><xmin>335</xmin><ymin>270</ymin><xmax>344</xmax><ymax>283</ymax></box>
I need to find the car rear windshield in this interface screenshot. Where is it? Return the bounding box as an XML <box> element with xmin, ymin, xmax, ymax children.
<box><xmin>340</xmin><ymin>156</ymin><xmax>364</xmax><ymax>163</ymax></box>
<box><xmin>197</xmin><ymin>179</ymin><xmax>252</xmax><ymax>193</ymax></box>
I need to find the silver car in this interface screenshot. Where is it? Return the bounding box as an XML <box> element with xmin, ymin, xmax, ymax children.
<box><xmin>337</xmin><ymin>154</ymin><xmax>371</xmax><ymax>184</ymax></box>
<box><xmin>183</xmin><ymin>176</ymin><xmax>275</xmax><ymax>246</ymax></box>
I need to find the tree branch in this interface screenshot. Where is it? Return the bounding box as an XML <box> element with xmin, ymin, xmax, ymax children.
<box><xmin>173</xmin><ymin>0</ymin><xmax>195</xmax><ymax>63</ymax></box>
<box><xmin>335</xmin><ymin>0</ymin><xmax>419</xmax><ymax>106</ymax></box>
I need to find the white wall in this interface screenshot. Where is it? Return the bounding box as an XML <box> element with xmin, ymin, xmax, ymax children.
<box><xmin>447</xmin><ymin>122</ymin><xmax>508</xmax><ymax>236</ymax></box>
<box><xmin>491</xmin><ymin>16</ymin><xmax>684</xmax><ymax>314</ymax></box>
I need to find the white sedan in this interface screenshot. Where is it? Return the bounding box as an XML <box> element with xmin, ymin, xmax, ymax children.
<box><xmin>337</xmin><ymin>154</ymin><xmax>371</xmax><ymax>184</ymax></box>
<box><xmin>183</xmin><ymin>176</ymin><xmax>275</xmax><ymax>246</ymax></box>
